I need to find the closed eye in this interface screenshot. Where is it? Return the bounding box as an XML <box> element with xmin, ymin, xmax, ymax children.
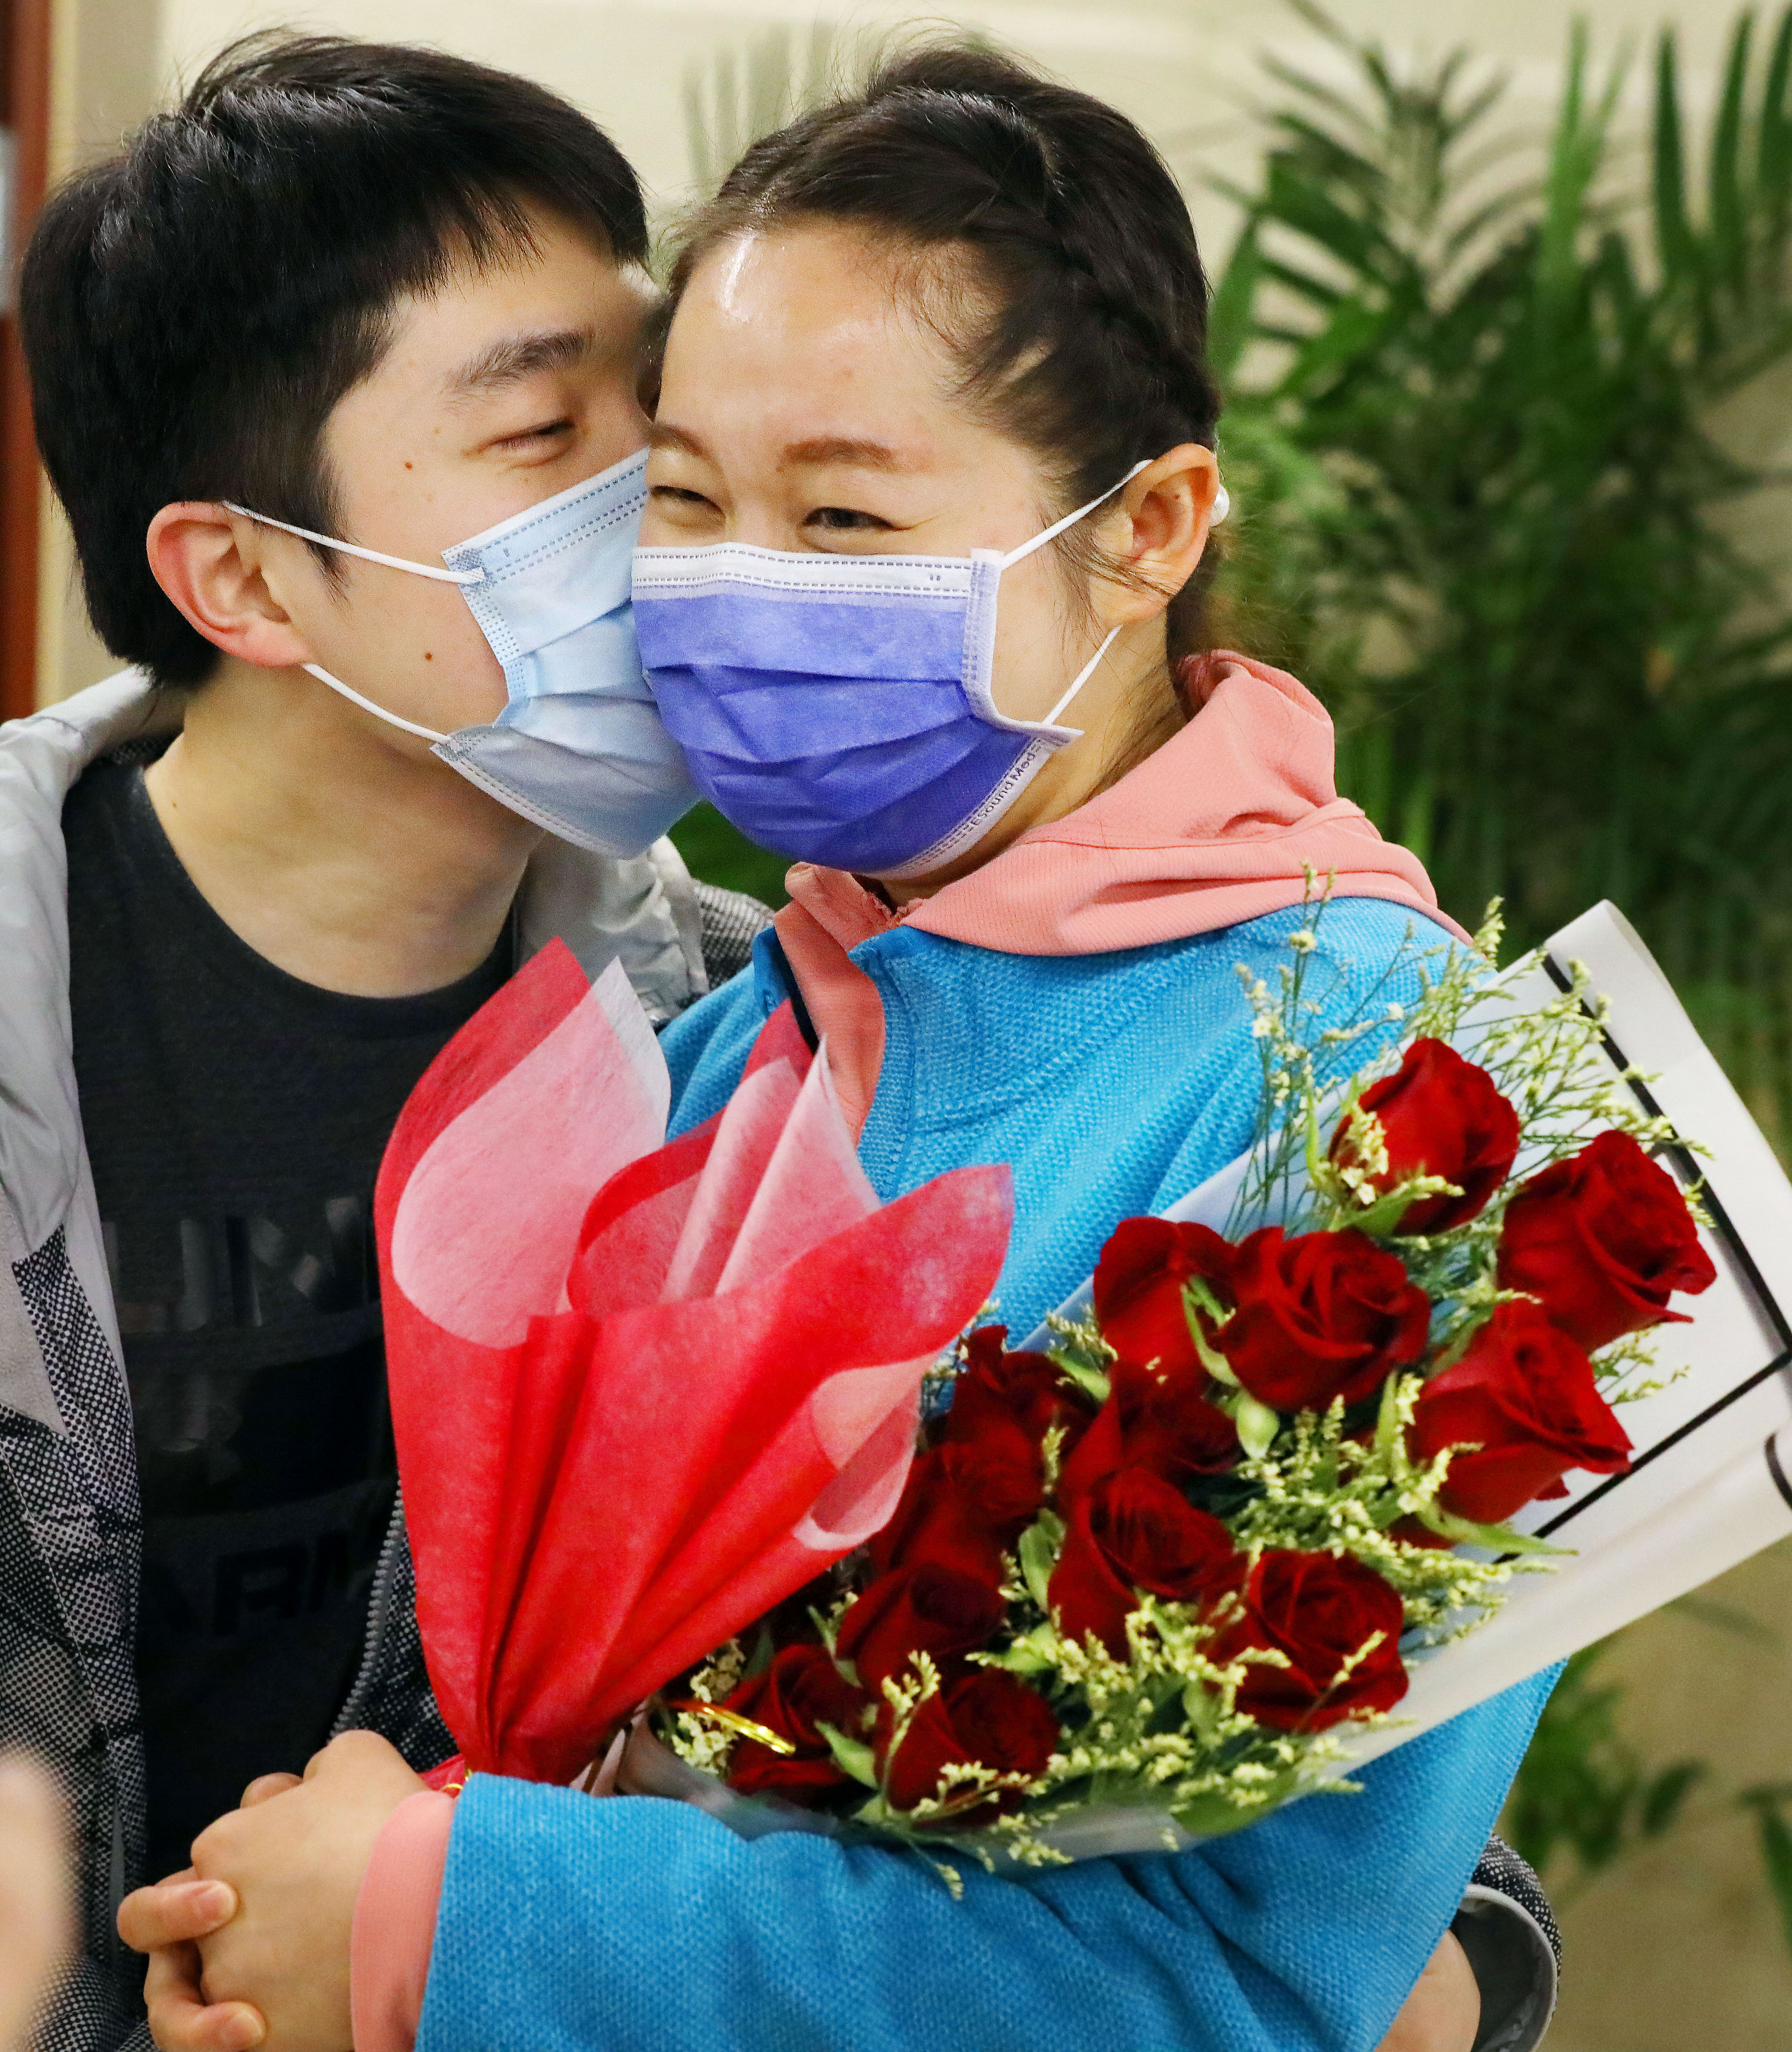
<box><xmin>650</xmin><ymin>485</ymin><xmax>719</xmax><ymax>512</ymax></box>
<box><xmin>497</xmin><ymin>417</ymin><xmax>575</xmax><ymax>450</ymax></box>
<box><xmin>805</xmin><ymin>505</ymin><xmax>895</xmax><ymax>534</ymax></box>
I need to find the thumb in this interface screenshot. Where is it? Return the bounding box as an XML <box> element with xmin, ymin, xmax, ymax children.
<box><xmin>303</xmin><ymin>1729</ymin><xmax>410</xmax><ymax>1781</ymax></box>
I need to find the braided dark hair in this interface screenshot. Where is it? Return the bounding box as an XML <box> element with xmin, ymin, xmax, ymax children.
<box><xmin>647</xmin><ymin>42</ymin><xmax>1223</xmax><ymax>688</ymax></box>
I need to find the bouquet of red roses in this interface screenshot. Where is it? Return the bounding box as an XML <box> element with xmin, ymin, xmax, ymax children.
<box><xmin>374</xmin><ymin>941</ymin><xmax>1011</xmax><ymax>1791</ymax></box>
<box><xmin>632</xmin><ymin>897</ymin><xmax>1774</xmax><ymax>1870</ymax></box>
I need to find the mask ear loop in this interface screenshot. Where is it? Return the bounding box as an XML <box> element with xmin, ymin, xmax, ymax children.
<box><xmin>221</xmin><ymin>503</ymin><xmax>486</xmax><ymax>584</ymax></box>
<box><xmin>1040</xmin><ymin>626</ymin><xmax>1122</xmax><ymax>729</ymax></box>
<box><xmin>1008</xmin><ymin>461</ymin><xmax>1232</xmax><ymax>731</ymax></box>
<box><xmin>221</xmin><ymin>502</ymin><xmax>475</xmax><ymax>742</ymax></box>
<box><xmin>303</xmin><ymin>663</ymin><xmax>449</xmax><ymax>744</ymax></box>
<box><xmin>1000</xmin><ymin>461</ymin><xmax>1231</xmax><ymax>570</ymax></box>
<box><xmin>997</xmin><ymin>460</ymin><xmax>1154</xmax><ymax>571</ymax></box>
<box><xmin>1001</xmin><ymin>462</ymin><xmax>1223</xmax><ymax>734</ymax></box>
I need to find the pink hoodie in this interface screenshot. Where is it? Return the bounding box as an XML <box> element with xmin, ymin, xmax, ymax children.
<box><xmin>775</xmin><ymin>651</ymin><xmax>1461</xmax><ymax>1135</ymax></box>
<box><xmin>349</xmin><ymin>648</ymin><xmax>1458</xmax><ymax>2045</ymax></box>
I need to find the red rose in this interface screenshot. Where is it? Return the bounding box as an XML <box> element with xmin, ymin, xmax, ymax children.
<box><xmin>1057</xmin><ymin>1357</ymin><xmax>1237</xmax><ymax>1507</ymax></box>
<box><xmin>1093</xmin><ymin>1218</ymin><xmax>1236</xmax><ymax>1380</ymax></box>
<box><xmin>1409</xmin><ymin>1301</ymin><xmax>1633</xmax><ymax>1523</ymax></box>
<box><xmin>1109</xmin><ymin>1358</ymin><xmax>1239</xmax><ymax>1479</ymax></box>
<box><xmin>1218</xmin><ymin>1227</ymin><xmax>1431</xmax><ymax>1411</ymax></box>
<box><xmin>1211</xmin><ymin>1550</ymin><xmax>1409</xmax><ymax>1731</ymax></box>
<box><xmin>1048</xmin><ymin>1467</ymin><xmax>1238</xmax><ymax>1657</ymax></box>
<box><xmin>943</xmin><ymin>1326</ymin><xmax>1098</xmax><ymax>1458</ymax></box>
<box><xmin>1497</xmin><ymin>1130</ymin><xmax>1717</xmax><ymax>1352</ymax></box>
<box><xmin>723</xmin><ymin>1645</ymin><xmax>870</xmax><ymax>1798</ymax></box>
<box><xmin>869</xmin><ymin>1447</ymin><xmax>1012</xmax><ymax>1585</ymax></box>
<box><xmin>880</xmin><ymin>1667</ymin><xmax>1060</xmax><ymax>1823</ymax></box>
<box><xmin>834</xmin><ymin>1561</ymin><xmax>1006</xmax><ymax>1691</ymax></box>
<box><xmin>870</xmin><ymin>1329</ymin><xmax>1097</xmax><ymax>1580</ymax></box>
<box><xmin>1332</xmin><ymin>1039</ymin><xmax>1520</xmax><ymax>1234</ymax></box>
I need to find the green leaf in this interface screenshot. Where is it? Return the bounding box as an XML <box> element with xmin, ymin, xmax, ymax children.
<box><xmin>1762</xmin><ymin>10</ymin><xmax>1792</xmax><ymax>185</ymax></box>
<box><xmin>1374</xmin><ymin>1369</ymin><xmax>1408</xmax><ymax>1461</ymax></box>
<box><xmin>1710</xmin><ymin>12</ymin><xmax>1755</xmax><ymax>294</ymax></box>
<box><xmin>989</xmin><ymin>1626</ymin><xmax>1056</xmax><ymax>1675</ymax></box>
<box><xmin>1181</xmin><ymin>1284</ymin><xmax>1238</xmax><ymax>1385</ymax></box>
<box><xmin>1759</xmin><ymin>7</ymin><xmax>1792</xmax><ymax>237</ymax></box>
<box><xmin>1743</xmin><ymin>1791</ymin><xmax>1792</xmax><ymax>1960</ymax></box>
<box><xmin>1019</xmin><ymin>1511</ymin><xmax>1066</xmax><ymax>1613</ymax></box>
<box><xmin>1536</xmin><ymin>25</ymin><xmax>1627</xmax><ymax>327</ymax></box>
<box><xmin>1235</xmin><ymin>1392</ymin><xmax>1282</xmax><ymax>1459</ymax></box>
<box><xmin>1208</xmin><ymin>216</ymin><xmax>1263</xmax><ymax>382</ymax></box>
<box><xmin>1641</xmin><ymin>1759</ymin><xmax>1705</xmax><ymax>1835</ymax></box>
<box><xmin>814</xmin><ymin>1719</ymin><xmax>880</xmax><ymax>1790</ymax></box>
<box><xmin>1410</xmin><ymin>1499</ymin><xmax>1562</xmax><ymax>1555</ymax></box>
<box><xmin>1338</xmin><ymin>1179</ymin><xmax>1443</xmax><ymax>1239</ymax></box>
<box><xmin>1652</xmin><ymin>29</ymin><xmax>1695</xmax><ymax>294</ymax></box>
<box><xmin>1048</xmin><ymin>1348</ymin><xmax>1111</xmax><ymax>1407</ymax></box>
<box><xmin>1181</xmin><ymin>1674</ymin><xmax>1224</xmax><ymax>1741</ymax></box>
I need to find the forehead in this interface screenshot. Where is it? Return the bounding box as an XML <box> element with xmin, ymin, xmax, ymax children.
<box><xmin>662</xmin><ymin>224</ymin><xmax>967</xmax><ymax>432</ymax></box>
<box><xmin>371</xmin><ymin>209</ymin><xmax>648</xmax><ymax>398</ymax></box>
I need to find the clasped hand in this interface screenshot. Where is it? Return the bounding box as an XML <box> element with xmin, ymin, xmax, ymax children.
<box><xmin>117</xmin><ymin>1732</ymin><xmax>422</xmax><ymax>2052</ymax></box>
<box><xmin>118</xmin><ymin>1734</ymin><xmax>1479</xmax><ymax>2052</ymax></box>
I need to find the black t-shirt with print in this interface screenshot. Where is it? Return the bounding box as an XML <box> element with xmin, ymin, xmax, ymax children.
<box><xmin>63</xmin><ymin>751</ymin><xmax>507</xmax><ymax>1878</ymax></box>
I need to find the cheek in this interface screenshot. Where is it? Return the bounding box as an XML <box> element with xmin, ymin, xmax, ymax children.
<box><xmin>637</xmin><ymin>500</ymin><xmax>683</xmax><ymax>547</ymax></box>
<box><xmin>318</xmin><ymin>578</ymin><xmax>508</xmax><ymax>730</ymax></box>
<box><xmin>986</xmin><ymin>558</ymin><xmax>1083</xmax><ymax>721</ymax></box>
<box><xmin>415</xmin><ymin>600</ymin><xmax>510</xmax><ymax>728</ymax></box>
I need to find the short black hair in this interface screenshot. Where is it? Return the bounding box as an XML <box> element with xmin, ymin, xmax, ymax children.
<box><xmin>22</xmin><ymin>33</ymin><xmax>648</xmax><ymax>686</ymax></box>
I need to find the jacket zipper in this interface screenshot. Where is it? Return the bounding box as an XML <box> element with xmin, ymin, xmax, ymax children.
<box><xmin>333</xmin><ymin>1486</ymin><xmax>406</xmax><ymax>1737</ymax></box>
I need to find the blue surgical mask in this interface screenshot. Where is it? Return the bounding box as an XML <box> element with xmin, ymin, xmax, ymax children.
<box><xmin>227</xmin><ymin>450</ymin><xmax>696</xmax><ymax>858</ymax></box>
<box><xmin>632</xmin><ymin>466</ymin><xmax>1229</xmax><ymax>879</ymax></box>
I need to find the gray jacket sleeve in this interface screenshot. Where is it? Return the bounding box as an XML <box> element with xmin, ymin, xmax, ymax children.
<box><xmin>1455</xmin><ymin>1835</ymin><xmax>1559</xmax><ymax>2052</ymax></box>
<box><xmin>692</xmin><ymin>879</ymin><xmax>776</xmax><ymax>990</ymax></box>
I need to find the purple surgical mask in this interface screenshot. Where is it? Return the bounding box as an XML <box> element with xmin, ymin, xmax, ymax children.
<box><xmin>632</xmin><ymin>467</ymin><xmax>1227</xmax><ymax>878</ymax></box>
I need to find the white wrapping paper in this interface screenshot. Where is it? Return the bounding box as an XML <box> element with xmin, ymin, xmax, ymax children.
<box><xmin>1022</xmin><ymin>901</ymin><xmax>1792</xmax><ymax>1810</ymax></box>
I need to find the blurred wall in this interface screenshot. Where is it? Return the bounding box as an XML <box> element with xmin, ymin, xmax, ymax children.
<box><xmin>37</xmin><ymin>0</ymin><xmax>164</xmax><ymax>704</ymax></box>
<box><xmin>1539</xmin><ymin>1539</ymin><xmax>1792</xmax><ymax>2052</ymax></box>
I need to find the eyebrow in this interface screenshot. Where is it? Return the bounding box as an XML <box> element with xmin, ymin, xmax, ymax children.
<box><xmin>783</xmin><ymin>437</ymin><xmax>908</xmax><ymax>472</ymax></box>
<box><xmin>446</xmin><ymin>326</ymin><xmax>598</xmax><ymax>397</ymax></box>
<box><xmin>648</xmin><ymin>421</ymin><xmax>709</xmax><ymax>458</ymax></box>
<box><xmin>647</xmin><ymin>424</ymin><xmax>911</xmax><ymax>473</ymax></box>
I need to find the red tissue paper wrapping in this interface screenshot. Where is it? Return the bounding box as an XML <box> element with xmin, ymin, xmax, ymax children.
<box><xmin>373</xmin><ymin>940</ymin><xmax>1012</xmax><ymax>1788</ymax></box>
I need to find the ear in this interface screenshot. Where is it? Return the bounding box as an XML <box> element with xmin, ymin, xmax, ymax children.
<box><xmin>145</xmin><ymin>503</ymin><xmax>322</xmax><ymax>671</ymax></box>
<box><xmin>1095</xmin><ymin>444</ymin><xmax>1222</xmax><ymax>625</ymax></box>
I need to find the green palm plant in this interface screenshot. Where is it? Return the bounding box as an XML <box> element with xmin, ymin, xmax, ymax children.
<box><xmin>1214</xmin><ymin>20</ymin><xmax>1792</xmax><ymax>1944</ymax></box>
<box><xmin>1213</xmin><ymin>3</ymin><xmax>1792</xmax><ymax>1147</ymax></box>
<box><xmin>681</xmin><ymin>24</ymin><xmax>840</xmax><ymax>196</ymax></box>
